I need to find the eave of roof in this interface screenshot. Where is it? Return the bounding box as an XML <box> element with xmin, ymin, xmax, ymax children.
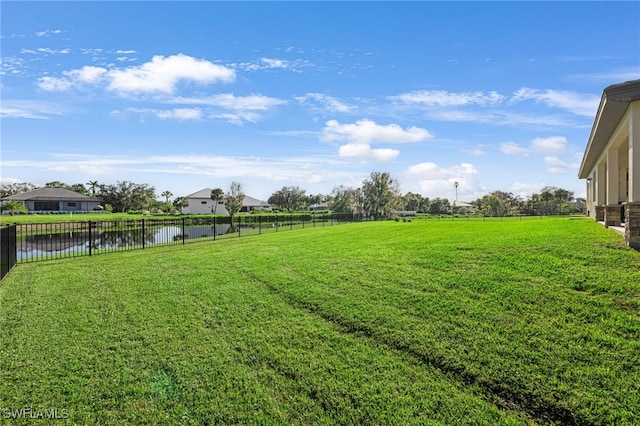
<box><xmin>578</xmin><ymin>79</ymin><xmax>640</xmax><ymax>179</ymax></box>
<box><xmin>1</xmin><ymin>187</ymin><xmax>102</xmax><ymax>202</ymax></box>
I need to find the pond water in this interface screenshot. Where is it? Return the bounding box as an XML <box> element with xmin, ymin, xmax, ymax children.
<box><xmin>17</xmin><ymin>224</ymin><xmax>237</xmax><ymax>260</ymax></box>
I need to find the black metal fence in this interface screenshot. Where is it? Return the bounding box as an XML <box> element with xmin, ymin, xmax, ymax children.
<box><xmin>1</xmin><ymin>224</ymin><xmax>17</xmax><ymax>281</ymax></box>
<box><xmin>7</xmin><ymin>213</ymin><xmax>360</xmax><ymax>264</ymax></box>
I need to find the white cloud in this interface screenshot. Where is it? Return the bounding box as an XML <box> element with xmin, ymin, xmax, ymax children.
<box><xmin>107</xmin><ymin>54</ymin><xmax>235</xmax><ymax>94</ymax></box>
<box><xmin>530</xmin><ymin>136</ymin><xmax>567</xmax><ymax>155</ymax></box>
<box><xmin>511</xmin><ymin>88</ymin><xmax>599</xmax><ymax>117</ymax></box>
<box><xmin>0</xmin><ymin>100</ymin><xmax>69</xmax><ymax>119</ymax></box>
<box><xmin>37</xmin><ymin>76</ymin><xmax>73</xmax><ymax>91</ymax></box>
<box><xmin>321</xmin><ymin>119</ymin><xmax>432</xmax><ymax>163</ymax></box>
<box><xmin>321</xmin><ymin>119</ymin><xmax>433</xmax><ymax>144</ymax></box>
<box><xmin>500</xmin><ymin>141</ymin><xmax>530</xmax><ymax>157</ymax></box>
<box><xmin>509</xmin><ymin>182</ymin><xmax>549</xmax><ymax>199</ymax></box>
<box><xmin>156</xmin><ymin>108</ymin><xmax>202</xmax><ymax>121</ymax></box>
<box><xmin>338</xmin><ymin>143</ymin><xmax>399</xmax><ymax>163</ymax></box>
<box><xmin>209</xmin><ymin>111</ymin><xmax>262</xmax><ymax>125</ymax></box>
<box><xmin>389</xmin><ymin>90</ymin><xmax>504</xmax><ymax>106</ymax></box>
<box><xmin>195</xmin><ymin>93</ymin><xmax>286</xmax><ymax>111</ymax></box>
<box><xmin>260</xmin><ymin>58</ymin><xmax>289</xmax><ymax>69</ymax></box>
<box><xmin>36</xmin><ymin>47</ymin><xmax>70</xmax><ymax>55</ymax></box>
<box><xmin>295</xmin><ymin>93</ymin><xmax>354</xmax><ymax>113</ymax></box>
<box><xmin>235</xmin><ymin>57</ymin><xmax>311</xmax><ymax>72</ymax></box>
<box><xmin>38</xmin><ymin>54</ymin><xmax>235</xmax><ymax>96</ymax></box>
<box><xmin>544</xmin><ymin>156</ymin><xmax>579</xmax><ymax>174</ymax></box>
<box><xmin>35</xmin><ymin>30</ymin><xmax>63</xmax><ymax>37</ymax></box>
<box><xmin>464</xmin><ymin>147</ymin><xmax>486</xmax><ymax>156</ymax></box>
<box><xmin>405</xmin><ymin>162</ymin><xmax>480</xmax><ymax>199</ymax></box>
<box><xmin>66</xmin><ymin>65</ymin><xmax>108</xmax><ymax>84</ymax></box>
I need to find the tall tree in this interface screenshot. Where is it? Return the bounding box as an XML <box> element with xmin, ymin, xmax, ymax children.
<box><xmin>330</xmin><ymin>185</ymin><xmax>363</xmax><ymax>215</ymax></box>
<box><xmin>268</xmin><ymin>186</ymin><xmax>306</xmax><ymax>212</ymax></box>
<box><xmin>86</xmin><ymin>180</ymin><xmax>100</xmax><ymax>196</ymax></box>
<box><xmin>225</xmin><ymin>181</ymin><xmax>245</xmax><ymax>230</ymax></box>
<box><xmin>99</xmin><ymin>181</ymin><xmax>156</xmax><ymax>213</ymax></box>
<box><xmin>362</xmin><ymin>171</ymin><xmax>400</xmax><ymax>220</ymax></box>
<box><xmin>45</xmin><ymin>180</ymin><xmax>69</xmax><ymax>188</ymax></box>
<box><xmin>210</xmin><ymin>188</ymin><xmax>225</xmax><ymax>214</ymax></box>
<box><xmin>428</xmin><ymin>198</ymin><xmax>450</xmax><ymax>214</ymax></box>
<box><xmin>43</xmin><ymin>181</ymin><xmax>89</xmax><ymax>195</ymax></box>
<box><xmin>161</xmin><ymin>190</ymin><xmax>173</xmax><ymax>212</ymax></box>
<box><xmin>69</xmin><ymin>183</ymin><xmax>90</xmax><ymax>196</ymax></box>
<box><xmin>0</xmin><ymin>182</ymin><xmax>37</xmax><ymax>198</ymax></box>
<box><xmin>540</xmin><ymin>187</ymin><xmax>555</xmax><ymax>215</ymax></box>
<box><xmin>553</xmin><ymin>188</ymin><xmax>573</xmax><ymax>214</ymax></box>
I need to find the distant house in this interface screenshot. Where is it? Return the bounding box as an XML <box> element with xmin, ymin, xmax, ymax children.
<box><xmin>182</xmin><ymin>188</ymin><xmax>271</xmax><ymax>215</ymax></box>
<box><xmin>451</xmin><ymin>200</ymin><xmax>475</xmax><ymax>214</ymax></box>
<box><xmin>578</xmin><ymin>79</ymin><xmax>640</xmax><ymax>248</ymax></box>
<box><xmin>309</xmin><ymin>203</ymin><xmax>329</xmax><ymax>211</ymax></box>
<box><xmin>0</xmin><ymin>187</ymin><xmax>102</xmax><ymax>213</ymax></box>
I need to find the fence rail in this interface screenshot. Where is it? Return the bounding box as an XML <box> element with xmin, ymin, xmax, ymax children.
<box><xmin>8</xmin><ymin>213</ymin><xmax>361</xmax><ymax>264</ymax></box>
<box><xmin>1</xmin><ymin>224</ymin><xmax>17</xmax><ymax>281</ymax></box>
<box><xmin>0</xmin><ymin>212</ymin><xmax>574</xmax><ymax>279</ymax></box>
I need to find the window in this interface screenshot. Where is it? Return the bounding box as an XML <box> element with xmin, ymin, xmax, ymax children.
<box><xmin>67</xmin><ymin>202</ymin><xmax>77</xmax><ymax>207</ymax></box>
<box><xmin>34</xmin><ymin>201</ymin><xmax>59</xmax><ymax>211</ymax></box>
<box><xmin>201</xmin><ymin>201</ymin><xmax>208</xmax><ymax>204</ymax></box>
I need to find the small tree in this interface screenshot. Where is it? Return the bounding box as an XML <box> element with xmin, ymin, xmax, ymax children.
<box><xmin>210</xmin><ymin>188</ymin><xmax>224</xmax><ymax>214</ymax></box>
<box><xmin>173</xmin><ymin>197</ymin><xmax>189</xmax><ymax>214</ymax></box>
<box><xmin>161</xmin><ymin>190</ymin><xmax>173</xmax><ymax>212</ymax></box>
<box><xmin>225</xmin><ymin>181</ymin><xmax>245</xmax><ymax>230</ymax></box>
<box><xmin>1</xmin><ymin>200</ymin><xmax>28</xmax><ymax>216</ymax></box>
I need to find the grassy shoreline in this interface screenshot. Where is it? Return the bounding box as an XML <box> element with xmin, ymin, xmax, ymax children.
<box><xmin>1</xmin><ymin>218</ymin><xmax>638</xmax><ymax>424</ymax></box>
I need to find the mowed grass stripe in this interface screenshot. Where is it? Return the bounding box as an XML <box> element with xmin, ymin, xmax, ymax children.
<box><xmin>1</xmin><ymin>218</ymin><xmax>638</xmax><ymax>424</ymax></box>
<box><xmin>1</xmin><ymin>233</ymin><xmax>526</xmax><ymax>425</ymax></box>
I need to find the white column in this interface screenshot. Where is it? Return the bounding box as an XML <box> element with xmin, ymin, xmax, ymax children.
<box><xmin>596</xmin><ymin>162</ymin><xmax>606</xmax><ymax>205</ymax></box>
<box><xmin>607</xmin><ymin>146</ymin><xmax>619</xmax><ymax>205</ymax></box>
<box><xmin>629</xmin><ymin>103</ymin><xmax>640</xmax><ymax>203</ymax></box>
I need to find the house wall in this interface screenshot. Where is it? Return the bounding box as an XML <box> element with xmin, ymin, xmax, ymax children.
<box><xmin>183</xmin><ymin>198</ymin><xmax>228</xmax><ymax>215</ymax></box>
<box><xmin>586</xmin><ymin>101</ymin><xmax>640</xmax><ymax>246</ymax></box>
<box><xmin>25</xmin><ymin>200</ymin><xmax>101</xmax><ymax>212</ymax></box>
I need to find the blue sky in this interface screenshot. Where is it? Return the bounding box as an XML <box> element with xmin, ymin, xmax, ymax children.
<box><xmin>2</xmin><ymin>1</ymin><xmax>639</xmax><ymax>202</ymax></box>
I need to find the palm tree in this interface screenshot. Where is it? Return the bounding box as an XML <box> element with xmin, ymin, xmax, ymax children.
<box><xmin>1</xmin><ymin>200</ymin><xmax>28</xmax><ymax>216</ymax></box>
<box><xmin>210</xmin><ymin>188</ymin><xmax>224</xmax><ymax>214</ymax></box>
<box><xmin>161</xmin><ymin>191</ymin><xmax>173</xmax><ymax>212</ymax></box>
<box><xmin>86</xmin><ymin>180</ymin><xmax>99</xmax><ymax>196</ymax></box>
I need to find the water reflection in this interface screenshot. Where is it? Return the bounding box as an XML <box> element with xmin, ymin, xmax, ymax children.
<box><xmin>18</xmin><ymin>224</ymin><xmax>234</xmax><ymax>260</ymax></box>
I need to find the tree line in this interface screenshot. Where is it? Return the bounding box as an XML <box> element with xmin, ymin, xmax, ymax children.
<box><xmin>0</xmin><ymin>174</ymin><xmax>584</xmax><ymax>217</ymax></box>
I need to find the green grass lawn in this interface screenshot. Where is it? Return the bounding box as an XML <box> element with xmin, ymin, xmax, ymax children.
<box><xmin>1</xmin><ymin>218</ymin><xmax>639</xmax><ymax>424</ymax></box>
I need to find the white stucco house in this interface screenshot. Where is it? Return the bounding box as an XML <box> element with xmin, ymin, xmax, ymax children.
<box><xmin>182</xmin><ymin>188</ymin><xmax>271</xmax><ymax>215</ymax></box>
<box><xmin>0</xmin><ymin>187</ymin><xmax>102</xmax><ymax>213</ymax></box>
<box><xmin>578</xmin><ymin>79</ymin><xmax>640</xmax><ymax>248</ymax></box>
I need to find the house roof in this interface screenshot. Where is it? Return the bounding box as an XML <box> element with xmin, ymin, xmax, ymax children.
<box><xmin>578</xmin><ymin>79</ymin><xmax>640</xmax><ymax>179</ymax></box>
<box><xmin>1</xmin><ymin>187</ymin><xmax>101</xmax><ymax>202</ymax></box>
<box><xmin>451</xmin><ymin>200</ymin><xmax>474</xmax><ymax>208</ymax></box>
<box><xmin>185</xmin><ymin>188</ymin><xmax>269</xmax><ymax>206</ymax></box>
<box><xmin>185</xmin><ymin>188</ymin><xmax>214</xmax><ymax>199</ymax></box>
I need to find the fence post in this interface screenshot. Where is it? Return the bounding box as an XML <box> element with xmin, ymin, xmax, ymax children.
<box><xmin>89</xmin><ymin>221</ymin><xmax>93</xmax><ymax>256</ymax></box>
<box><xmin>182</xmin><ymin>217</ymin><xmax>186</xmax><ymax>244</ymax></box>
<box><xmin>259</xmin><ymin>215</ymin><xmax>262</xmax><ymax>235</ymax></box>
<box><xmin>238</xmin><ymin>216</ymin><xmax>241</xmax><ymax>237</ymax></box>
<box><xmin>142</xmin><ymin>219</ymin><xmax>146</xmax><ymax>249</ymax></box>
